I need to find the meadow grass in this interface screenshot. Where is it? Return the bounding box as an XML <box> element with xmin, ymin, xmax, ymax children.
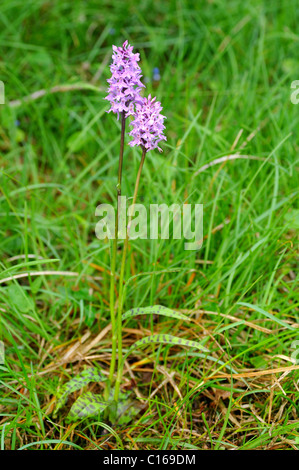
<box><xmin>0</xmin><ymin>0</ymin><xmax>298</xmax><ymax>450</ymax></box>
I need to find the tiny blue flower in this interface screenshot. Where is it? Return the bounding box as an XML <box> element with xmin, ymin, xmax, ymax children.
<box><xmin>152</xmin><ymin>67</ymin><xmax>161</xmax><ymax>81</ymax></box>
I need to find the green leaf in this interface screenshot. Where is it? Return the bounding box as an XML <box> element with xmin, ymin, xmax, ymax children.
<box><xmin>284</xmin><ymin>209</ymin><xmax>299</xmax><ymax>229</ymax></box>
<box><xmin>0</xmin><ymin>341</ymin><xmax>4</xmax><ymax>364</ymax></box>
<box><xmin>26</xmin><ymin>51</ymin><xmax>53</xmax><ymax>67</ymax></box>
<box><xmin>85</xmin><ymin>305</ymin><xmax>96</xmax><ymax>328</ymax></box>
<box><xmin>249</xmin><ymin>356</ymin><xmax>268</xmax><ymax>369</ymax></box>
<box><xmin>66</xmin><ymin>131</ymin><xmax>93</xmax><ymax>152</ymax></box>
<box><xmin>30</xmin><ymin>276</ymin><xmax>43</xmax><ymax>295</ymax></box>
<box><xmin>53</xmin><ymin>367</ymin><xmax>107</xmax><ymax>417</ymax></box>
<box><xmin>102</xmin><ymin>389</ymin><xmax>142</xmax><ymax>426</ymax></box>
<box><xmin>68</xmin><ymin>392</ymin><xmax>109</xmax><ymax>420</ymax></box>
<box><xmin>7</xmin><ymin>284</ymin><xmax>34</xmax><ymax>313</ymax></box>
<box><xmin>238</xmin><ymin>302</ymin><xmax>295</xmax><ymax>330</ymax></box>
<box><xmin>116</xmin><ymin>393</ymin><xmax>142</xmax><ymax>426</ymax></box>
<box><xmin>126</xmin><ymin>334</ymin><xmax>209</xmax><ymax>357</ymax></box>
<box><xmin>122</xmin><ymin>305</ymin><xmax>190</xmax><ymax>322</ymax></box>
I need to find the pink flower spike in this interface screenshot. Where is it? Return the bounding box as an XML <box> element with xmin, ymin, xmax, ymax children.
<box><xmin>105</xmin><ymin>40</ymin><xmax>145</xmax><ymax>120</ymax></box>
<box><xmin>128</xmin><ymin>95</ymin><xmax>167</xmax><ymax>153</ymax></box>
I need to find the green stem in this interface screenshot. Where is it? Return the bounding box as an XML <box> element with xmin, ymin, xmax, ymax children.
<box><xmin>114</xmin><ymin>147</ymin><xmax>147</xmax><ymax>402</ymax></box>
<box><xmin>106</xmin><ymin>112</ymin><xmax>126</xmax><ymax>399</ymax></box>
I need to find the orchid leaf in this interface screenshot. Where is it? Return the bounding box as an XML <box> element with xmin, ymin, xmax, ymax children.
<box><xmin>53</xmin><ymin>367</ymin><xmax>107</xmax><ymax>417</ymax></box>
<box><xmin>126</xmin><ymin>334</ymin><xmax>209</xmax><ymax>357</ymax></box>
<box><xmin>122</xmin><ymin>305</ymin><xmax>190</xmax><ymax>322</ymax></box>
<box><xmin>68</xmin><ymin>389</ymin><xmax>141</xmax><ymax>423</ymax></box>
<box><xmin>116</xmin><ymin>394</ymin><xmax>143</xmax><ymax>426</ymax></box>
<box><xmin>105</xmin><ymin>390</ymin><xmax>143</xmax><ymax>425</ymax></box>
<box><xmin>68</xmin><ymin>392</ymin><xmax>109</xmax><ymax>420</ymax></box>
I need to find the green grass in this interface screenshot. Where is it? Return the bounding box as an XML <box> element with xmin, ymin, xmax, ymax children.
<box><xmin>0</xmin><ymin>0</ymin><xmax>298</xmax><ymax>450</ymax></box>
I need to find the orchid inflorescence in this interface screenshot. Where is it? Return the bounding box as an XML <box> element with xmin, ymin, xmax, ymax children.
<box><xmin>105</xmin><ymin>40</ymin><xmax>166</xmax><ymax>152</ymax></box>
<box><xmin>105</xmin><ymin>40</ymin><xmax>145</xmax><ymax>119</ymax></box>
<box><xmin>129</xmin><ymin>94</ymin><xmax>167</xmax><ymax>152</ymax></box>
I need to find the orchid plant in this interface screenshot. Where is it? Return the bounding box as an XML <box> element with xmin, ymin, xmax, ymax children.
<box><xmin>53</xmin><ymin>41</ymin><xmax>207</xmax><ymax>423</ymax></box>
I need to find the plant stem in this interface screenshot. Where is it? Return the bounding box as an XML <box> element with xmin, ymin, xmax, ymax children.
<box><xmin>106</xmin><ymin>112</ymin><xmax>126</xmax><ymax>398</ymax></box>
<box><xmin>114</xmin><ymin>147</ymin><xmax>147</xmax><ymax>402</ymax></box>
